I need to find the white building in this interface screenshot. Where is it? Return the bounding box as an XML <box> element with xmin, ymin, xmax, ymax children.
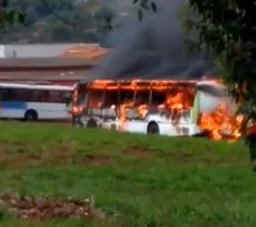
<box><xmin>0</xmin><ymin>43</ymin><xmax>100</xmax><ymax>58</ymax></box>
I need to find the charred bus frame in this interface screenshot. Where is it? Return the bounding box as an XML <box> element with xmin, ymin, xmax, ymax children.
<box><xmin>70</xmin><ymin>79</ymin><xmax>201</xmax><ymax>135</ymax></box>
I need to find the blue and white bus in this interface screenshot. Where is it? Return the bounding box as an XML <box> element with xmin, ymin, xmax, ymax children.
<box><xmin>0</xmin><ymin>83</ymin><xmax>74</xmax><ymax>121</ymax></box>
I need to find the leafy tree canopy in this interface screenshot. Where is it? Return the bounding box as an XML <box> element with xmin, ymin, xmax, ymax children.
<box><xmin>0</xmin><ymin>0</ymin><xmax>116</xmax><ymax>43</ymax></box>
<box><xmin>181</xmin><ymin>0</ymin><xmax>256</xmax><ymax>128</ymax></box>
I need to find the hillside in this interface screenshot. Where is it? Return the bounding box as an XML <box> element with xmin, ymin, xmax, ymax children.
<box><xmin>1</xmin><ymin>0</ymin><xmax>118</xmax><ymax>44</ymax></box>
<box><xmin>0</xmin><ymin>122</ymin><xmax>254</xmax><ymax>226</ymax></box>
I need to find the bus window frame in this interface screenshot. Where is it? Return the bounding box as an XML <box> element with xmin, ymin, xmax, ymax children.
<box><xmin>86</xmin><ymin>88</ymin><xmax>105</xmax><ymax>109</ymax></box>
<box><xmin>78</xmin><ymin>80</ymin><xmax>197</xmax><ymax>120</ymax></box>
<box><xmin>0</xmin><ymin>87</ymin><xmax>71</xmax><ymax>103</ymax></box>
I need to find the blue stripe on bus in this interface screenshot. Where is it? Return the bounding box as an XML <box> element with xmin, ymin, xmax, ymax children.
<box><xmin>1</xmin><ymin>101</ymin><xmax>26</xmax><ymax>109</ymax></box>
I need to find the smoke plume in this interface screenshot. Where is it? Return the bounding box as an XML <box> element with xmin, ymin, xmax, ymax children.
<box><xmin>89</xmin><ymin>0</ymin><xmax>215</xmax><ymax>81</ymax></box>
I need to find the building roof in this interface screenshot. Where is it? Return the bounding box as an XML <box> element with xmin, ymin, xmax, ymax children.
<box><xmin>0</xmin><ymin>69</ymin><xmax>89</xmax><ymax>81</ymax></box>
<box><xmin>0</xmin><ymin>57</ymin><xmax>97</xmax><ymax>71</ymax></box>
<box><xmin>61</xmin><ymin>44</ymin><xmax>108</xmax><ymax>60</ymax></box>
<box><xmin>3</xmin><ymin>43</ymin><xmax>100</xmax><ymax>58</ymax></box>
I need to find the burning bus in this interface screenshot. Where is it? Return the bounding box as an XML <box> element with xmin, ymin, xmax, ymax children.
<box><xmin>70</xmin><ymin>79</ymin><xmax>243</xmax><ymax>141</ymax></box>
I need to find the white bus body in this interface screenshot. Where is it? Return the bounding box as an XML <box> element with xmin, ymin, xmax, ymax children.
<box><xmin>0</xmin><ymin>83</ymin><xmax>74</xmax><ymax>121</ymax></box>
<box><xmin>71</xmin><ymin>80</ymin><xmax>231</xmax><ymax>137</ymax></box>
<box><xmin>80</xmin><ymin>109</ymin><xmax>201</xmax><ymax>136</ymax></box>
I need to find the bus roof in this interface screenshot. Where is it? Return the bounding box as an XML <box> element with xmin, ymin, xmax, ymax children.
<box><xmin>0</xmin><ymin>82</ymin><xmax>75</xmax><ymax>91</ymax></box>
<box><xmin>81</xmin><ymin>79</ymin><xmax>198</xmax><ymax>90</ymax></box>
<box><xmin>77</xmin><ymin>79</ymin><xmax>223</xmax><ymax>90</ymax></box>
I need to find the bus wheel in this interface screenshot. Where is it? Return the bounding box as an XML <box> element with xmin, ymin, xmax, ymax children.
<box><xmin>193</xmin><ymin>132</ymin><xmax>208</xmax><ymax>137</ymax></box>
<box><xmin>72</xmin><ymin>116</ymin><xmax>83</xmax><ymax>128</ymax></box>
<box><xmin>24</xmin><ymin>110</ymin><xmax>38</xmax><ymax>121</ymax></box>
<box><xmin>74</xmin><ymin>122</ymin><xmax>83</xmax><ymax>128</ymax></box>
<box><xmin>86</xmin><ymin>119</ymin><xmax>97</xmax><ymax>128</ymax></box>
<box><xmin>147</xmin><ymin>122</ymin><xmax>159</xmax><ymax>134</ymax></box>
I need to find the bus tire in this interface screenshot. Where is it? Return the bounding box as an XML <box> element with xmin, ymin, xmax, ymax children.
<box><xmin>86</xmin><ymin>118</ymin><xmax>97</xmax><ymax>128</ymax></box>
<box><xmin>147</xmin><ymin>121</ymin><xmax>159</xmax><ymax>134</ymax></box>
<box><xmin>193</xmin><ymin>131</ymin><xmax>207</xmax><ymax>137</ymax></box>
<box><xmin>24</xmin><ymin>110</ymin><xmax>38</xmax><ymax>121</ymax></box>
<box><xmin>74</xmin><ymin>122</ymin><xmax>83</xmax><ymax>128</ymax></box>
<box><xmin>72</xmin><ymin>117</ymin><xmax>83</xmax><ymax>128</ymax></box>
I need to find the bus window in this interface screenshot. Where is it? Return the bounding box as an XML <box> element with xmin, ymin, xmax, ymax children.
<box><xmin>0</xmin><ymin>88</ymin><xmax>17</xmax><ymax>101</ymax></box>
<box><xmin>48</xmin><ymin>91</ymin><xmax>63</xmax><ymax>103</ymax></box>
<box><xmin>32</xmin><ymin>90</ymin><xmax>46</xmax><ymax>102</ymax></box>
<box><xmin>87</xmin><ymin>90</ymin><xmax>104</xmax><ymax>108</ymax></box>
<box><xmin>166</xmin><ymin>87</ymin><xmax>194</xmax><ymax>110</ymax></box>
<box><xmin>17</xmin><ymin>89</ymin><xmax>34</xmax><ymax>102</ymax></box>
<box><xmin>135</xmin><ymin>90</ymin><xmax>150</xmax><ymax>105</ymax></box>
<box><xmin>120</xmin><ymin>90</ymin><xmax>134</xmax><ymax>104</ymax></box>
<box><xmin>104</xmin><ymin>90</ymin><xmax>118</xmax><ymax>107</ymax></box>
<box><xmin>132</xmin><ymin>90</ymin><xmax>150</xmax><ymax>119</ymax></box>
<box><xmin>0</xmin><ymin>88</ymin><xmax>34</xmax><ymax>102</ymax></box>
<box><xmin>62</xmin><ymin>91</ymin><xmax>72</xmax><ymax>104</ymax></box>
<box><xmin>26</xmin><ymin>90</ymin><xmax>71</xmax><ymax>103</ymax></box>
<box><xmin>151</xmin><ymin>90</ymin><xmax>166</xmax><ymax>106</ymax></box>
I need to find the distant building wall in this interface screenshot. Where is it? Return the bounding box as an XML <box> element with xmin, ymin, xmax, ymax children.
<box><xmin>0</xmin><ymin>45</ymin><xmax>5</xmax><ymax>58</ymax></box>
<box><xmin>2</xmin><ymin>43</ymin><xmax>100</xmax><ymax>58</ymax></box>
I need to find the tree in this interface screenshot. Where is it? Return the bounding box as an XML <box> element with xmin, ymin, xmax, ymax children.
<box><xmin>179</xmin><ymin>0</ymin><xmax>256</xmax><ymax>170</ymax></box>
<box><xmin>0</xmin><ymin>0</ymin><xmax>116</xmax><ymax>43</ymax></box>
<box><xmin>179</xmin><ymin>1</ymin><xmax>256</xmax><ymax>130</ymax></box>
<box><xmin>182</xmin><ymin>1</ymin><xmax>256</xmax><ymax>110</ymax></box>
<box><xmin>0</xmin><ymin>0</ymin><xmax>25</xmax><ymax>29</ymax></box>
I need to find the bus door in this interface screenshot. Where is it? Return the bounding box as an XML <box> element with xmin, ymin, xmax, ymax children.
<box><xmin>118</xmin><ymin>88</ymin><xmax>134</xmax><ymax>119</ymax></box>
<box><xmin>102</xmin><ymin>88</ymin><xmax>118</xmax><ymax>120</ymax></box>
<box><xmin>87</xmin><ymin>88</ymin><xmax>105</xmax><ymax>117</ymax></box>
<box><xmin>121</xmin><ymin>86</ymin><xmax>151</xmax><ymax>133</ymax></box>
<box><xmin>133</xmin><ymin>87</ymin><xmax>150</xmax><ymax>119</ymax></box>
<box><xmin>150</xmin><ymin>88</ymin><xmax>166</xmax><ymax>114</ymax></box>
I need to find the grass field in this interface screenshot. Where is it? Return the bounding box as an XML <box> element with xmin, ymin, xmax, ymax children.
<box><xmin>0</xmin><ymin>122</ymin><xmax>255</xmax><ymax>226</ymax></box>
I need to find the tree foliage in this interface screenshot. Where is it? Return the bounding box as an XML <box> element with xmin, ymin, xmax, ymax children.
<box><xmin>180</xmin><ymin>0</ymin><xmax>256</xmax><ymax>130</ymax></box>
<box><xmin>0</xmin><ymin>0</ymin><xmax>116</xmax><ymax>43</ymax></box>
<box><xmin>0</xmin><ymin>0</ymin><xmax>25</xmax><ymax>29</ymax></box>
<box><xmin>133</xmin><ymin>0</ymin><xmax>157</xmax><ymax>20</ymax></box>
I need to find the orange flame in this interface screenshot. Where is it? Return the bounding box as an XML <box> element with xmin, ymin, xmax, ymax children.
<box><xmin>199</xmin><ymin>103</ymin><xmax>243</xmax><ymax>142</ymax></box>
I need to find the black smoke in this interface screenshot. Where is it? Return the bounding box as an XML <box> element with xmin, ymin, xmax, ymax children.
<box><xmin>88</xmin><ymin>0</ymin><xmax>216</xmax><ymax>81</ymax></box>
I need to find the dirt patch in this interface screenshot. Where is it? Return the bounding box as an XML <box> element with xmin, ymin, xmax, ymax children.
<box><xmin>43</xmin><ymin>153</ymin><xmax>113</xmax><ymax>166</ymax></box>
<box><xmin>0</xmin><ymin>194</ymin><xmax>105</xmax><ymax>221</ymax></box>
<box><xmin>123</xmin><ymin>147</ymin><xmax>152</xmax><ymax>159</ymax></box>
<box><xmin>81</xmin><ymin>154</ymin><xmax>113</xmax><ymax>166</ymax></box>
<box><xmin>174</xmin><ymin>151</ymin><xmax>195</xmax><ymax>162</ymax></box>
<box><xmin>0</xmin><ymin>152</ymin><xmax>41</xmax><ymax>169</ymax></box>
<box><xmin>0</xmin><ymin>140</ymin><xmax>28</xmax><ymax>154</ymax></box>
<box><xmin>0</xmin><ymin>152</ymin><xmax>113</xmax><ymax>169</ymax></box>
<box><xmin>7</xmin><ymin>154</ymin><xmax>114</xmax><ymax>168</ymax></box>
<box><xmin>0</xmin><ymin>140</ymin><xmax>113</xmax><ymax>168</ymax></box>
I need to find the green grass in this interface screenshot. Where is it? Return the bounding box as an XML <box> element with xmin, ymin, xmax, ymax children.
<box><xmin>0</xmin><ymin>122</ymin><xmax>254</xmax><ymax>226</ymax></box>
